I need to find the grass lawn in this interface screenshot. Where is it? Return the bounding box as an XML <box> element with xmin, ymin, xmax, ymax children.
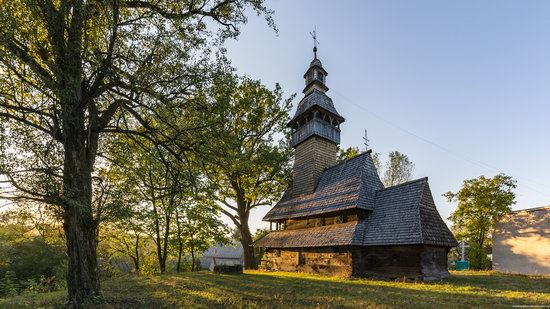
<box><xmin>1</xmin><ymin>270</ymin><xmax>549</xmax><ymax>308</ymax></box>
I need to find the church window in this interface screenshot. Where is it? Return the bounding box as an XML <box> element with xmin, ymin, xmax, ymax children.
<box><xmin>314</xmin><ymin>70</ymin><xmax>323</xmax><ymax>83</ymax></box>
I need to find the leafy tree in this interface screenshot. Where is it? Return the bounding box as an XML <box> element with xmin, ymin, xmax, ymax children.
<box><xmin>382</xmin><ymin>151</ymin><xmax>414</xmax><ymax>187</ymax></box>
<box><xmin>444</xmin><ymin>174</ymin><xmax>516</xmax><ymax>269</ymax></box>
<box><xmin>99</xmin><ymin>211</ymin><xmax>146</xmax><ymax>273</ymax></box>
<box><xmin>253</xmin><ymin>228</ymin><xmax>271</xmax><ymax>242</ymax></box>
<box><xmin>0</xmin><ymin>220</ymin><xmax>66</xmax><ymax>296</ymax></box>
<box><xmin>0</xmin><ymin>0</ymin><xmax>274</xmax><ymax>302</ymax></box>
<box><xmin>173</xmin><ymin>203</ymin><xmax>229</xmax><ymax>272</ymax></box>
<box><xmin>197</xmin><ymin>73</ymin><xmax>293</xmax><ymax>269</ymax></box>
<box><xmin>337</xmin><ymin>146</ymin><xmax>360</xmax><ymax>164</ymax></box>
<box><xmin>336</xmin><ymin>148</ymin><xmax>412</xmax><ymax>187</ymax></box>
<box><xmin>0</xmin><ymin>271</ymin><xmax>19</xmax><ymax>297</ymax></box>
<box><xmin>106</xmin><ymin>134</ymin><xmax>182</xmax><ymax>274</ymax></box>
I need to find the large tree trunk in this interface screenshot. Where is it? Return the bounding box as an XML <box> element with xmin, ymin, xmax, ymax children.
<box><xmin>239</xmin><ymin>219</ymin><xmax>255</xmax><ymax>269</ymax></box>
<box><xmin>190</xmin><ymin>247</ymin><xmax>196</xmax><ymax>272</ymax></box>
<box><xmin>62</xmin><ymin>120</ymin><xmax>101</xmax><ymax>306</ymax></box>
<box><xmin>175</xmin><ymin>211</ymin><xmax>183</xmax><ymax>273</ymax></box>
<box><xmin>190</xmin><ymin>233</ymin><xmax>196</xmax><ymax>271</ymax></box>
<box><xmin>134</xmin><ymin>234</ymin><xmax>141</xmax><ymax>272</ymax></box>
<box><xmin>176</xmin><ymin>241</ymin><xmax>183</xmax><ymax>273</ymax></box>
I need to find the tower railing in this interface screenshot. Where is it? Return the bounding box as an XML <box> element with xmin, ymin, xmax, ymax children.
<box><xmin>292</xmin><ymin>119</ymin><xmax>340</xmax><ymax>146</ymax></box>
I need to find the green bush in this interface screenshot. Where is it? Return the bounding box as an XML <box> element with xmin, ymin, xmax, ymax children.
<box><xmin>24</xmin><ymin>275</ymin><xmax>65</xmax><ymax>294</ymax></box>
<box><xmin>0</xmin><ymin>236</ymin><xmax>66</xmax><ymax>295</ymax></box>
<box><xmin>468</xmin><ymin>245</ymin><xmax>492</xmax><ymax>270</ymax></box>
<box><xmin>0</xmin><ymin>271</ymin><xmax>19</xmax><ymax>297</ymax></box>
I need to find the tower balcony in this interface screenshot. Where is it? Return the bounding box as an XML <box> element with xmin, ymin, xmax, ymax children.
<box><xmin>292</xmin><ymin>119</ymin><xmax>340</xmax><ymax>147</ymax></box>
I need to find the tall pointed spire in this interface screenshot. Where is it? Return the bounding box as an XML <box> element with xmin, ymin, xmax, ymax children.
<box><xmin>286</xmin><ymin>31</ymin><xmax>346</xmax><ymax>196</ymax></box>
<box><xmin>303</xmin><ymin>27</ymin><xmax>328</xmax><ymax>95</ymax></box>
<box><xmin>310</xmin><ymin>26</ymin><xmax>319</xmax><ymax>59</ymax></box>
<box><xmin>288</xmin><ymin>31</ymin><xmax>345</xmax><ymax>148</ymax></box>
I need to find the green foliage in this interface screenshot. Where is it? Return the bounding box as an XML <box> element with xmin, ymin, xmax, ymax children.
<box><xmin>0</xmin><ymin>210</ymin><xmax>66</xmax><ymax>296</ymax></box>
<box><xmin>2</xmin><ymin>238</ymin><xmax>66</xmax><ymax>283</ymax></box>
<box><xmin>253</xmin><ymin>228</ymin><xmax>270</xmax><ymax>242</ymax></box>
<box><xmin>382</xmin><ymin>151</ymin><xmax>414</xmax><ymax>187</ymax></box>
<box><xmin>0</xmin><ymin>225</ymin><xmax>66</xmax><ymax>296</ymax></box>
<box><xmin>0</xmin><ymin>0</ymin><xmax>277</xmax><ymax>302</ymax></box>
<box><xmin>0</xmin><ymin>271</ymin><xmax>19</xmax><ymax>297</ymax></box>
<box><xmin>336</xmin><ymin>146</ymin><xmax>360</xmax><ymax>164</ymax></box>
<box><xmin>445</xmin><ymin>174</ymin><xmax>516</xmax><ymax>269</ymax></box>
<box><xmin>336</xmin><ymin>148</ymin><xmax>413</xmax><ymax>187</ymax></box>
<box><xmin>24</xmin><ymin>275</ymin><xmax>65</xmax><ymax>294</ymax></box>
<box><xmin>195</xmin><ymin>73</ymin><xmax>294</xmax><ymax>268</ymax></box>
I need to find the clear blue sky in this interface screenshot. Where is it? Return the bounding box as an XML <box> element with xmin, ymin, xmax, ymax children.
<box><xmin>224</xmin><ymin>0</ymin><xmax>550</xmax><ymax>232</ymax></box>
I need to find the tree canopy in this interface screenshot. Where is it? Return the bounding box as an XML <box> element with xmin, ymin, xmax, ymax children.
<box><xmin>195</xmin><ymin>73</ymin><xmax>294</xmax><ymax>269</ymax></box>
<box><xmin>445</xmin><ymin>173</ymin><xmax>516</xmax><ymax>269</ymax></box>
<box><xmin>0</xmin><ymin>0</ymin><xmax>275</xmax><ymax>305</ymax></box>
<box><xmin>336</xmin><ymin>147</ymin><xmax>413</xmax><ymax>187</ymax></box>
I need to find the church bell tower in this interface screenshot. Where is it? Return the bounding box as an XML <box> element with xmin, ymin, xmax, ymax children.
<box><xmin>288</xmin><ymin>35</ymin><xmax>345</xmax><ymax>196</ymax></box>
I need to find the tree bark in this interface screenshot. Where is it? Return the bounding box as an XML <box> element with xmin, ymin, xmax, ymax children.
<box><xmin>239</xmin><ymin>217</ymin><xmax>255</xmax><ymax>269</ymax></box>
<box><xmin>62</xmin><ymin>116</ymin><xmax>101</xmax><ymax>306</ymax></box>
<box><xmin>190</xmin><ymin>246</ymin><xmax>196</xmax><ymax>272</ymax></box>
<box><xmin>175</xmin><ymin>212</ymin><xmax>183</xmax><ymax>273</ymax></box>
<box><xmin>189</xmin><ymin>232</ymin><xmax>197</xmax><ymax>271</ymax></box>
<box><xmin>134</xmin><ymin>234</ymin><xmax>141</xmax><ymax>272</ymax></box>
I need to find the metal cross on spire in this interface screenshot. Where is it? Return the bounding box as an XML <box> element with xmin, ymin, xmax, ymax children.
<box><xmin>363</xmin><ymin>129</ymin><xmax>370</xmax><ymax>150</ymax></box>
<box><xmin>310</xmin><ymin>26</ymin><xmax>320</xmax><ymax>58</ymax></box>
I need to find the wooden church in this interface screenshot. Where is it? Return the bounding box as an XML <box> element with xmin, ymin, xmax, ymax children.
<box><xmin>255</xmin><ymin>44</ymin><xmax>458</xmax><ymax>281</ymax></box>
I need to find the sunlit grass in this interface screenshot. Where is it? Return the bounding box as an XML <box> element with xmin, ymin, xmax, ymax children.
<box><xmin>1</xmin><ymin>270</ymin><xmax>548</xmax><ymax>308</ymax></box>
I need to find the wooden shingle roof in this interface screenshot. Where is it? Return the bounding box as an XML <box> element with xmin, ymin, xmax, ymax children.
<box><xmin>289</xmin><ymin>89</ymin><xmax>344</xmax><ymax>125</ymax></box>
<box><xmin>263</xmin><ymin>152</ymin><xmax>383</xmax><ymax>220</ymax></box>
<box><xmin>361</xmin><ymin>178</ymin><xmax>458</xmax><ymax>247</ymax></box>
<box><xmin>258</xmin><ymin>155</ymin><xmax>458</xmax><ymax>248</ymax></box>
<box><xmin>254</xmin><ymin>221</ymin><xmax>362</xmax><ymax>248</ymax></box>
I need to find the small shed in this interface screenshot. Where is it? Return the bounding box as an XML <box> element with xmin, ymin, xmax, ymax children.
<box><xmin>199</xmin><ymin>244</ymin><xmax>243</xmax><ymax>271</ymax></box>
<box><xmin>493</xmin><ymin>206</ymin><xmax>550</xmax><ymax>275</ymax></box>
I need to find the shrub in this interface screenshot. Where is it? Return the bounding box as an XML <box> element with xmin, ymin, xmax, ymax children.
<box><xmin>0</xmin><ymin>271</ymin><xmax>19</xmax><ymax>297</ymax></box>
<box><xmin>0</xmin><ymin>236</ymin><xmax>66</xmax><ymax>294</ymax></box>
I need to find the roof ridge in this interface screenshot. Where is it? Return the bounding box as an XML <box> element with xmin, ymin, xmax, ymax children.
<box><xmin>322</xmin><ymin>151</ymin><xmax>370</xmax><ymax>172</ymax></box>
<box><xmin>416</xmin><ymin>180</ymin><xmax>428</xmax><ymax>244</ymax></box>
<box><xmin>510</xmin><ymin>205</ymin><xmax>550</xmax><ymax>213</ymax></box>
<box><xmin>376</xmin><ymin>177</ymin><xmax>428</xmax><ymax>192</ymax></box>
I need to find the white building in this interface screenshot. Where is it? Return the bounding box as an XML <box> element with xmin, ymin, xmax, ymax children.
<box><xmin>199</xmin><ymin>243</ymin><xmax>243</xmax><ymax>271</ymax></box>
<box><xmin>493</xmin><ymin>206</ymin><xmax>550</xmax><ymax>275</ymax></box>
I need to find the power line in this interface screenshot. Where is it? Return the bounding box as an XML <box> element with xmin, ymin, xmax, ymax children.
<box><xmin>330</xmin><ymin>89</ymin><xmax>550</xmax><ymax>198</ymax></box>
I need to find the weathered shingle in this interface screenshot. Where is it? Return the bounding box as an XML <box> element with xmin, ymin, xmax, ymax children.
<box><xmin>289</xmin><ymin>89</ymin><xmax>343</xmax><ymax>125</ymax></box>
<box><xmin>263</xmin><ymin>152</ymin><xmax>383</xmax><ymax>220</ymax></box>
<box><xmin>353</xmin><ymin>178</ymin><xmax>457</xmax><ymax>247</ymax></box>
<box><xmin>360</xmin><ymin>178</ymin><xmax>426</xmax><ymax>246</ymax></box>
<box><xmin>254</xmin><ymin>221</ymin><xmax>360</xmax><ymax>248</ymax></box>
<box><xmin>259</xmin><ymin>153</ymin><xmax>458</xmax><ymax>248</ymax></box>
<box><xmin>418</xmin><ymin>184</ymin><xmax>459</xmax><ymax>247</ymax></box>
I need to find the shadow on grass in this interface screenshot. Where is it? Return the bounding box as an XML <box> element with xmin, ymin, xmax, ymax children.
<box><xmin>447</xmin><ymin>271</ymin><xmax>550</xmax><ymax>294</ymax></box>
<box><xmin>116</xmin><ymin>271</ymin><xmax>550</xmax><ymax>309</ymax></box>
<box><xmin>2</xmin><ymin>271</ymin><xmax>548</xmax><ymax>308</ymax></box>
